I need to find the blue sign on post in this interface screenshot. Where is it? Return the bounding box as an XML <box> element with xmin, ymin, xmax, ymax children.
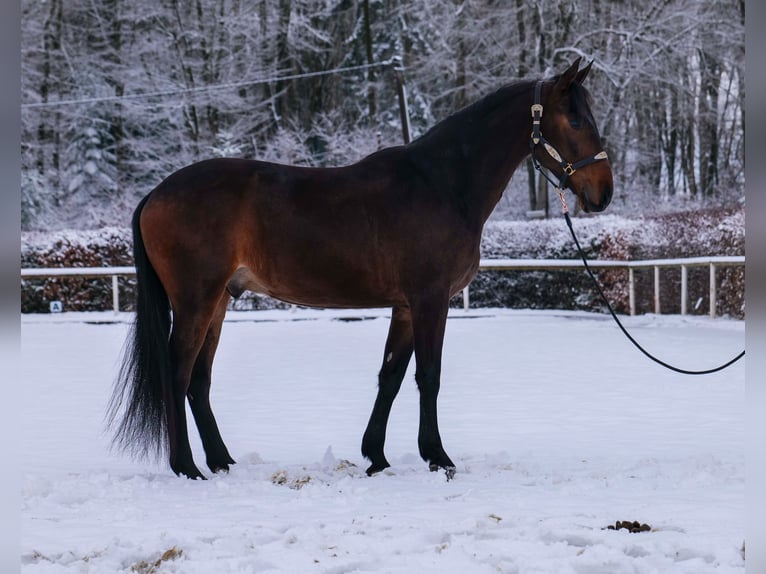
<box><xmin>49</xmin><ymin>301</ymin><xmax>63</xmax><ymax>313</ymax></box>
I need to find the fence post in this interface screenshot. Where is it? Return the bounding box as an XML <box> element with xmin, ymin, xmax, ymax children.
<box><xmin>462</xmin><ymin>286</ymin><xmax>470</xmax><ymax>310</ymax></box>
<box><xmin>653</xmin><ymin>266</ymin><xmax>661</xmax><ymax>314</ymax></box>
<box><xmin>628</xmin><ymin>267</ymin><xmax>636</xmax><ymax>316</ymax></box>
<box><xmin>112</xmin><ymin>274</ymin><xmax>119</xmax><ymax>314</ymax></box>
<box><xmin>709</xmin><ymin>263</ymin><xmax>717</xmax><ymax>318</ymax></box>
<box><xmin>681</xmin><ymin>264</ymin><xmax>688</xmax><ymax>315</ymax></box>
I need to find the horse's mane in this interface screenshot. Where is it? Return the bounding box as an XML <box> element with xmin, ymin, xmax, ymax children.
<box><xmin>411</xmin><ymin>80</ymin><xmax>535</xmax><ymax>146</ymax></box>
<box><xmin>411</xmin><ymin>76</ymin><xmax>596</xmax><ymax>148</ymax></box>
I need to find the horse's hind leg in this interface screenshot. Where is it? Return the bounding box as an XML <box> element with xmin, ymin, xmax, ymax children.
<box><xmin>166</xmin><ymin>293</ymin><xmax>226</xmax><ymax>480</ymax></box>
<box><xmin>188</xmin><ymin>291</ymin><xmax>236</xmax><ymax>474</ymax></box>
<box><xmin>362</xmin><ymin>306</ymin><xmax>413</xmax><ymax>475</ymax></box>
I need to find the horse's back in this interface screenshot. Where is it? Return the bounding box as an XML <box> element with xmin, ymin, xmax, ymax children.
<box><xmin>138</xmin><ymin>156</ymin><xmax>406</xmax><ymax>307</ymax></box>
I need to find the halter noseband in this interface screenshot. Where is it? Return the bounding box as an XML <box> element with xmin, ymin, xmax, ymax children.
<box><xmin>529</xmin><ymin>80</ymin><xmax>608</xmax><ymax>193</ymax></box>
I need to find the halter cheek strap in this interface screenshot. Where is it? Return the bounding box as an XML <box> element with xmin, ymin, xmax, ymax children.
<box><xmin>529</xmin><ymin>80</ymin><xmax>608</xmax><ymax>191</ymax></box>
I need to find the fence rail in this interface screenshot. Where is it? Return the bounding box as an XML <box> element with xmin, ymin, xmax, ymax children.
<box><xmin>21</xmin><ymin>256</ymin><xmax>744</xmax><ymax>317</ymax></box>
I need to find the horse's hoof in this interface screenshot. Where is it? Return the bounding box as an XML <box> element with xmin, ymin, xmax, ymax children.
<box><xmin>183</xmin><ymin>471</ymin><xmax>207</xmax><ymax>480</ymax></box>
<box><xmin>429</xmin><ymin>463</ymin><xmax>456</xmax><ymax>480</ymax></box>
<box><xmin>365</xmin><ymin>461</ymin><xmax>390</xmax><ymax>476</ymax></box>
<box><xmin>209</xmin><ymin>459</ymin><xmax>235</xmax><ymax>474</ymax></box>
<box><xmin>173</xmin><ymin>465</ymin><xmax>206</xmax><ymax>480</ymax></box>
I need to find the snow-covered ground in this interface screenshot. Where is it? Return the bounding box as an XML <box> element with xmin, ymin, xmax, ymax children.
<box><xmin>21</xmin><ymin>308</ymin><xmax>745</xmax><ymax>573</ymax></box>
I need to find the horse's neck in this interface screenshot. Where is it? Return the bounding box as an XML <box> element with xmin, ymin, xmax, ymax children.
<box><xmin>409</xmin><ymin>84</ymin><xmax>533</xmax><ymax>228</ymax></box>
<box><xmin>472</xmin><ymin>116</ymin><xmax>531</xmax><ymax>225</ymax></box>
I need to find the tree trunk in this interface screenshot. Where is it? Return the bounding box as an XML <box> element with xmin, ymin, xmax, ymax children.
<box><xmin>362</xmin><ymin>0</ymin><xmax>377</xmax><ymax>121</ymax></box>
<box><xmin>516</xmin><ymin>0</ymin><xmax>538</xmax><ymax>214</ymax></box>
<box><xmin>274</xmin><ymin>0</ymin><xmax>293</xmax><ymax>126</ymax></box>
<box><xmin>698</xmin><ymin>49</ymin><xmax>720</xmax><ymax>197</ymax></box>
<box><xmin>453</xmin><ymin>0</ymin><xmax>468</xmax><ymax>111</ymax></box>
<box><xmin>106</xmin><ymin>0</ymin><xmax>125</xmax><ymax>193</ymax></box>
<box><xmin>39</xmin><ymin>0</ymin><xmax>63</xmax><ymax>177</ymax></box>
<box><xmin>665</xmin><ymin>89</ymin><xmax>678</xmax><ymax>196</ymax></box>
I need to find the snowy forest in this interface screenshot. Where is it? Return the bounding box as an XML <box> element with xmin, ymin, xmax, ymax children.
<box><xmin>21</xmin><ymin>0</ymin><xmax>745</xmax><ymax>231</ymax></box>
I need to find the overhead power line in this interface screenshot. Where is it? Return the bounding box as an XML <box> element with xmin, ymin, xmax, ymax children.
<box><xmin>21</xmin><ymin>60</ymin><xmax>394</xmax><ymax>110</ymax></box>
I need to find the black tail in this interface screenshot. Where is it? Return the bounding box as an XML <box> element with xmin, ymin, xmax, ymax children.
<box><xmin>107</xmin><ymin>193</ymin><xmax>171</xmax><ymax>460</ymax></box>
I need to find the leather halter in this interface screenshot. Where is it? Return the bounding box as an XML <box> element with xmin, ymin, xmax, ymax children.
<box><xmin>529</xmin><ymin>80</ymin><xmax>608</xmax><ymax>191</ymax></box>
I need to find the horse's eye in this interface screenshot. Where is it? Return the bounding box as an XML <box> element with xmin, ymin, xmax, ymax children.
<box><xmin>568</xmin><ymin>115</ymin><xmax>582</xmax><ymax>129</ymax></box>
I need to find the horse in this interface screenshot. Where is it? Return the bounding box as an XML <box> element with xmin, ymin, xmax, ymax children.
<box><xmin>108</xmin><ymin>58</ymin><xmax>613</xmax><ymax>480</ymax></box>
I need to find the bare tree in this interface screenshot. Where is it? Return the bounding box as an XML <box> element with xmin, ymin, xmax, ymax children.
<box><xmin>20</xmin><ymin>0</ymin><xmax>744</xmax><ymax>230</ymax></box>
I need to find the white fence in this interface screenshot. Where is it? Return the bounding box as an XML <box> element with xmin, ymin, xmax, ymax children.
<box><xmin>469</xmin><ymin>256</ymin><xmax>744</xmax><ymax>317</ymax></box>
<box><xmin>21</xmin><ymin>256</ymin><xmax>744</xmax><ymax>317</ymax></box>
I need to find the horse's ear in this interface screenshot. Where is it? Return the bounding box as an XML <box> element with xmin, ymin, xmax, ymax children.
<box><xmin>575</xmin><ymin>60</ymin><xmax>593</xmax><ymax>84</ymax></box>
<box><xmin>552</xmin><ymin>58</ymin><xmax>582</xmax><ymax>97</ymax></box>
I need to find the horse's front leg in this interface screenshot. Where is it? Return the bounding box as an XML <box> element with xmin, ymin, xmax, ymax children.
<box><xmin>362</xmin><ymin>306</ymin><xmax>414</xmax><ymax>475</ymax></box>
<box><xmin>411</xmin><ymin>294</ymin><xmax>456</xmax><ymax>479</ymax></box>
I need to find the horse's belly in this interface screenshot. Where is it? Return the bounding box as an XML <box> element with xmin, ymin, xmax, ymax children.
<box><xmin>226</xmin><ymin>263</ymin><xmax>403</xmax><ymax>309</ymax></box>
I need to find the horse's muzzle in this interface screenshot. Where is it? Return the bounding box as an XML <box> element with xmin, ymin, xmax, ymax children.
<box><xmin>579</xmin><ymin>182</ymin><xmax>613</xmax><ymax>213</ymax></box>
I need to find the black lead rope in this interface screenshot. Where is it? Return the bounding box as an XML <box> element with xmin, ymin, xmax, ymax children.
<box><xmin>562</xmin><ymin>207</ymin><xmax>745</xmax><ymax>375</ymax></box>
<box><xmin>529</xmin><ymin>81</ymin><xmax>743</xmax><ymax>374</ymax></box>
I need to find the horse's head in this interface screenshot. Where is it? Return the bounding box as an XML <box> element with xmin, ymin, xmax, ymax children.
<box><xmin>532</xmin><ymin>58</ymin><xmax>613</xmax><ymax>213</ymax></box>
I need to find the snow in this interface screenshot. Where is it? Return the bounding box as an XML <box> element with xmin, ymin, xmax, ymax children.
<box><xmin>21</xmin><ymin>308</ymin><xmax>745</xmax><ymax>573</ymax></box>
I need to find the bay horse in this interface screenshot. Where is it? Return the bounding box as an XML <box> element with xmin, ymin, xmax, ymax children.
<box><xmin>109</xmin><ymin>58</ymin><xmax>613</xmax><ymax>480</ymax></box>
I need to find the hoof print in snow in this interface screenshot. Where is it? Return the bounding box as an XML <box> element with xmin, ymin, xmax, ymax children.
<box><xmin>334</xmin><ymin>459</ymin><xmax>358</xmax><ymax>474</ymax></box>
<box><xmin>606</xmin><ymin>520</ymin><xmax>652</xmax><ymax>533</ymax></box>
<box><xmin>271</xmin><ymin>470</ymin><xmax>312</xmax><ymax>490</ymax></box>
<box><xmin>130</xmin><ymin>546</ymin><xmax>183</xmax><ymax>574</ymax></box>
